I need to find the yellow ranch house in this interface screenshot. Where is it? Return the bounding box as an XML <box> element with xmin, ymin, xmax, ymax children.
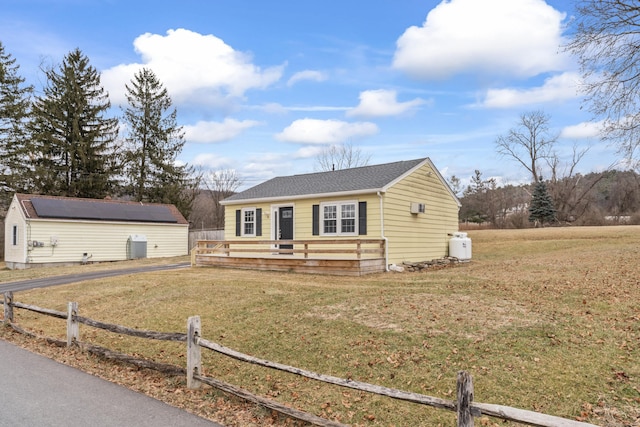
<box><xmin>193</xmin><ymin>158</ymin><xmax>462</xmax><ymax>276</ymax></box>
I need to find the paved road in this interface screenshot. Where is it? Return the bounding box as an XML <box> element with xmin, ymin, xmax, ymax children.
<box><xmin>1</xmin><ymin>262</ymin><xmax>224</xmax><ymax>426</ymax></box>
<box><xmin>0</xmin><ymin>339</ymin><xmax>222</xmax><ymax>427</ymax></box>
<box><xmin>0</xmin><ymin>262</ymin><xmax>191</xmax><ymax>293</ymax></box>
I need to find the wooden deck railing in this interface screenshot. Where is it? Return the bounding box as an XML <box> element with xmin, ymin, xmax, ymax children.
<box><xmin>192</xmin><ymin>239</ymin><xmax>386</xmax><ymax>260</ymax></box>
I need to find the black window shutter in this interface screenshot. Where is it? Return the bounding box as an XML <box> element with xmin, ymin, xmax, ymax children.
<box><xmin>312</xmin><ymin>204</ymin><xmax>320</xmax><ymax>236</ymax></box>
<box><xmin>235</xmin><ymin>209</ymin><xmax>241</xmax><ymax>236</ymax></box>
<box><xmin>358</xmin><ymin>201</ymin><xmax>367</xmax><ymax>235</ymax></box>
<box><xmin>256</xmin><ymin>208</ymin><xmax>262</xmax><ymax>236</ymax></box>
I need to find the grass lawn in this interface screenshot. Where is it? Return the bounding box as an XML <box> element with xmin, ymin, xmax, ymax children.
<box><xmin>1</xmin><ymin>226</ymin><xmax>639</xmax><ymax>426</ymax></box>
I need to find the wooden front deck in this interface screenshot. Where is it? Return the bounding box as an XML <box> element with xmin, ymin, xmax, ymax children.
<box><xmin>191</xmin><ymin>239</ymin><xmax>386</xmax><ymax>276</ymax></box>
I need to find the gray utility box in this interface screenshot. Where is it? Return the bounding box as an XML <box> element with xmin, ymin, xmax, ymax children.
<box><xmin>128</xmin><ymin>234</ymin><xmax>147</xmax><ymax>259</ymax></box>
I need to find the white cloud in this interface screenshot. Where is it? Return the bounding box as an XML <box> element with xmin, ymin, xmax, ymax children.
<box><xmin>101</xmin><ymin>28</ymin><xmax>284</xmax><ymax>105</ymax></box>
<box><xmin>252</xmin><ymin>103</ymin><xmax>289</xmax><ymax>114</ymax></box>
<box><xmin>275</xmin><ymin>118</ymin><xmax>379</xmax><ymax>144</ymax></box>
<box><xmin>247</xmin><ymin>103</ymin><xmax>350</xmax><ymax>113</ymax></box>
<box><xmin>191</xmin><ymin>153</ymin><xmax>234</xmax><ymax>169</ymax></box>
<box><xmin>481</xmin><ymin>72</ymin><xmax>581</xmax><ymax>108</ymax></box>
<box><xmin>241</xmin><ymin>156</ymin><xmax>292</xmax><ymax>182</ymax></box>
<box><xmin>294</xmin><ymin>145</ymin><xmax>325</xmax><ymax>159</ymax></box>
<box><xmin>560</xmin><ymin>120</ymin><xmax>603</xmax><ymax>139</ymax></box>
<box><xmin>287</xmin><ymin>70</ymin><xmax>328</xmax><ymax>86</ymax></box>
<box><xmin>184</xmin><ymin>118</ymin><xmax>262</xmax><ymax>143</ymax></box>
<box><xmin>347</xmin><ymin>89</ymin><xmax>426</xmax><ymax>118</ymax></box>
<box><xmin>288</xmin><ymin>106</ymin><xmax>350</xmax><ymax>112</ymax></box>
<box><xmin>393</xmin><ymin>0</ymin><xmax>569</xmax><ymax>79</ymax></box>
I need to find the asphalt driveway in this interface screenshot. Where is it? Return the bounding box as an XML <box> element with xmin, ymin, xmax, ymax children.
<box><xmin>0</xmin><ymin>261</ymin><xmax>190</xmax><ymax>293</ymax></box>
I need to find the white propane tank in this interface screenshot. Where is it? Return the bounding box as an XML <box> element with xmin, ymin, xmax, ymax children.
<box><xmin>449</xmin><ymin>232</ymin><xmax>472</xmax><ymax>260</ymax></box>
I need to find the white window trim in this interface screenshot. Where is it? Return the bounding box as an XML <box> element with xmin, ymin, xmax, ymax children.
<box><xmin>320</xmin><ymin>200</ymin><xmax>358</xmax><ymax>236</ymax></box>
<box><xmin>12</xmin><ymin>224</ymin><xmax>18</xmax><ymax>246</ymax></box>
<box><xmin>241</xmin><ymin>207</ymin><xmax>256</xmax><ymax>237</ymax></box>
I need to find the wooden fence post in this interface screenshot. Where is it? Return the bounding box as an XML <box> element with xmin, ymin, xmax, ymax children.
<box><xmin>457</xmin><ymin>370</ymin><xmax>474</xmax><ymax>427</ymax></box>
<box><xmin>187</xmin><ymin>315</ymin><xmax>202</xmax><ymax>389</ymax></box>
<box><xmin>3</xmin><ymin>292</ymin><xmax>13</xmax><ymax>324</ymax></box>
<box><xmin>67</xmin><ymin>302</ymin><xmax>79</xmax><ymax>347</ymax></box>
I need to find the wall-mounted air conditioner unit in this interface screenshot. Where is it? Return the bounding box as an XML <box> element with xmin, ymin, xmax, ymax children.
<box><xmin>410</xmin><ymin>202</ymin><xmax>426</xmax><ymax>214</ymax></box>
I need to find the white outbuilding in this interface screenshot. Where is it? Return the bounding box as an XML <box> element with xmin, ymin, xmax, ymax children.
<box><xmin>4</xmin><ymin>193</ymin><xmax>189</xmax><ymax>269</ymax></box>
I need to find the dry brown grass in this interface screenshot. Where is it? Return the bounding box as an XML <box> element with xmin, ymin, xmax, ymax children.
<box><xmin>2</xmin><ymin>226</ymin><xmax>640</xmax><ymax>426</ymax></box>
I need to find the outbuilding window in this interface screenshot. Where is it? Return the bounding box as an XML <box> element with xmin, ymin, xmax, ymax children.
<box><xmin>12</xmin><ymin>225</ymin><xmax>18</xmax><ymax>246</ymax></box>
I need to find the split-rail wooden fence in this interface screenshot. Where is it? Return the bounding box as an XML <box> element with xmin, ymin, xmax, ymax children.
<box><xmin>2</xmin><ymin>292</ymin><xmax>599</xmax><ymax>427</ymax></box>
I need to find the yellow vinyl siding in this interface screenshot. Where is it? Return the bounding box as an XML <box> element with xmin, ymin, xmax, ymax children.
<box><xmin>4</xmin><ymin>200</ymin><xmax>27</xmax><ymax>264</ymax></box>
<box><xmin>298</xmin><ymin>194</ymin><xmax>381</xmax><ymax>240</ymax></box>
<box><xmin>383</xmin><ymin>162</ymin><xmax>459</xmax><ymax>265</ymax></box>
<box><xmin>296</xmin><ymin>195</ymin><xmax>381</xmax><ymax>260</ymax></box>
<box><xmin>223</xmin><ymin>203</ymin><xmax>272</xmax><ymax>240</ymax></box>
<box><xmin>224</xmin><ymin>195</ymin><xmax>382</xmax><ymax>259</ymax></box>
<box><xmin>225</xmin><ymin>196</ymin><xmax>382</xmax><ymax>242</ymax></box>
<box><xmin>22</xmin><ymin>220</ymin><xmax>187</xmax><ymax>265</ymax></box>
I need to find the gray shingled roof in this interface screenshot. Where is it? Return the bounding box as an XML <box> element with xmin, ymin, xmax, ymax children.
<box><xmin>224</xmin><ymin>158</ymin><xmax>427</xmax><ymax>203</ymax></box>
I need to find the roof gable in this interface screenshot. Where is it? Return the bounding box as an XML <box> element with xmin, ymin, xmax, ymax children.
<box><xmin>14</xmin><ymin>194</ymin><xmax>188</xmax><ymax>225</ymax></box>
<box><xmin>223</xmin><ymin>158</ymin><xmax>429</xmax><ymax>204</ymax></box>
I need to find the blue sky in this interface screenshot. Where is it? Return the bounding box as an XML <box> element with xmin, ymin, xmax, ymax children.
<box><xmin>0</xmin><ymin>0</ymin><xmax>621</xmax><ymax>191</ymax></box>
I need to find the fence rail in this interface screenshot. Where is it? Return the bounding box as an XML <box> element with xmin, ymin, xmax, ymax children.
<box><xmin>2</xmin><ymin>292</ymin><xmax>599</xmax><ymax>427</ymax></box>
<box><xmin>188</xmin><ymin>229</ymin><xmax>224</xmax><ymax>250</ymax></box>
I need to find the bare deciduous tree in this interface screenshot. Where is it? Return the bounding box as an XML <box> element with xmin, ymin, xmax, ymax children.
<box><xmin>547</xmin><ymin>145</ymin><xmax>596</xmax><ymax>222</ymax></box>
<box><xmin>203</xmin><ymin>169</ymin><xmax>242</xmax><ymax>229</ymax></box>
<box><xmin>315</xmin><ymin>142</ymin><xmax>371</xmax><ymax>171</ymax></box>
<box><xmin>495</xmin><ymin>111</ymin><xmax>557</xmax><ymax>183</ymax></box>
<box><xmin>565</xmin><ymin>0</ymin><xmax>640</xmax><ymax>164</ymax></box>
<box><xmin>546</xmin><ymin>145</ymin><xmax>616</xmax><ymax>223</ymax></box>
<box><xmin>599</xmin><ymin>170</ymin><xmax>640</xmax><ymax>218</ymax></box>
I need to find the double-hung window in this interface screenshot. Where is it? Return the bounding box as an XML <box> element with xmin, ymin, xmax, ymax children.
<box><xmin>323</xmin><ymin>205</ymin><xmax>337</xmax><ymax>234</ymax></box>
<box><xmin>321</xmin><ymin>201</ymin><xmax>357</xmax><ymax>236</ymax></box>
<box><xmin>242</xmin><ymin>208</ymin><xmax>256</xmax><ymax>237</ymax></box>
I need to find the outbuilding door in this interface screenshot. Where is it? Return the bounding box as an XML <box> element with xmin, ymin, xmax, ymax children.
<box><xmin>278</xmin><ymin>206</ymin><xmax>294</xmax><ymax>252</ymax></box>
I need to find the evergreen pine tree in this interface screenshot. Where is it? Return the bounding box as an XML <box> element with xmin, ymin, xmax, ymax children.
<box><xmin>122</xmin><ymin>67</ymin><xmax>198</xmax><ymax>217</ymax></box>
<box><xmin>528</xmin><ymin>180</ymin><xmax>556</xmax><ymax>226</ymax></box>
<box><xmin>29</xmin><ymin>48</ymin><xmax>119</xmax><ymax>198</ymax></box>
<box><xmin>0</xmin><ymin>42</ymin><xmax>33</xmax><ymax>209</ymax></box>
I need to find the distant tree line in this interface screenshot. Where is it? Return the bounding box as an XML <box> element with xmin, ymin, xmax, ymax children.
<box><xmin>452</xmin><ymin>108</ymin><xmax>640</xmax><ymax>229</ymax></box>
<box><xmin>458</xmin><ymin>169</ymin><xmax>640</xmax><ymax>228</ymax></box>
<box><xmin>0</xmin><ymin>42</ymin><xmax>199</xmax><ymax>220</ymax></box>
